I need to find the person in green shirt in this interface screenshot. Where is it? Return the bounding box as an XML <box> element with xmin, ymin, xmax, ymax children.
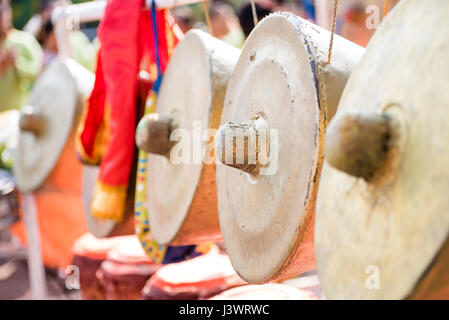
<box><xmin>36</xmin><ymin>0</ymin><xmax>97</xmax><ymax>72</ymax></box>
<box><xmin>0</xmin><ymin>0</ymin><xmax>43</xmax><ymax>112</ymax></box>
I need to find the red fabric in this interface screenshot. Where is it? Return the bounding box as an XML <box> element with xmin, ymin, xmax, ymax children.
<box><xmin>79</xmin><ymin>54</ymin><xmax>106</xmax><ymax>161</ymax></box>
<box><xmin>97</xmin><ymin>0</ymin><xmax>143</xmax><ymax>187</ymax></box>
<box><xmin>77</xmin><ymin>0</ymin><xmax>182</xmax><ymax>189</ymax></box>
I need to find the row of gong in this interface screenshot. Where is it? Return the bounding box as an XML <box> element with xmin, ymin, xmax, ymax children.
<box><xmin>14</xmin><ymin>0</ymin><xmax>449</xmax><ymax>300</ymax></box>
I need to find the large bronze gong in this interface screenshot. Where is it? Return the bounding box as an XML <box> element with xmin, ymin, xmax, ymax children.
<box><xmin>135</xmin><ymin>29</ymin><xmax>240</xmax><ymax>245</ymax></box>
<box><xmin>315</xmin><ymin>0</ymin><xmax>449</xmax><ymax>299</ymax></box>
<box><xmin>215</xmin><ymin>13</ymin><xmax>364</xmax><ymax>283</ymax></box>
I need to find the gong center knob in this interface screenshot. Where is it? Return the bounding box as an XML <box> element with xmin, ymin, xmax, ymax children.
<box><xmin>19</xmin><ymin>106</ymin><xmax>47</xmax><ymax>136</ymax></box>
<box><xmin>215</xmin><ymin>116</ymin><xmax>270</xmax><ymax>175</ymax></box>
<box><xmin>325</xmin><ymin>112</ymin><xmax>393</xmax><ymax>180</ymax></box>
<box><xmin>135</xmin><ymin>113</ymin><xmax>176</xmax><ymax>157</ymax></box>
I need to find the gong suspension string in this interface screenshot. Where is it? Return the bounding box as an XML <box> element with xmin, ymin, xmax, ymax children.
<box><xmin>202</xmin><ymin>0</ymin><xmax>214</xmax><ymax>37</ymax></box>
<box><xmin>384</xmin><ymin>0</ymin><xmax>390</xmax><ymax>17</ymax></box>
<box><xmin>250</xmin><ymin>0</ymin><xmax>258</xmax><ymax>28</ymax></box>
<box><xmin>327</xmin><ymin>0</ymin><xmax>339</xmax><ymax>65</ymax></box>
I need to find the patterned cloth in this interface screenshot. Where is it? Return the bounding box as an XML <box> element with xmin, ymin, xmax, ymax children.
<box><xmin>134</xmin><ymin>90</ymin><xmax>166</xmax><ymax>263</ymax></box>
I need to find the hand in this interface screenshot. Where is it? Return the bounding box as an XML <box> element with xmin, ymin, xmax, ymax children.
<box><xmin>0</xmin><ymin>48</ymin><xmax>17</xmax><ymax>74</ymax></box>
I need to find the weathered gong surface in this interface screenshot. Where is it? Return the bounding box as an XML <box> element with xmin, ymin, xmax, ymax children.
<box><xmin>145</xmin><ymin>29</ymin><xmax>240</xmax><ymax>245</ymax></box>
<box><xmin>216</xmin><ymin>13</ymin><xmax>364</xmax><ymax>283</ymax></box>
<box><xmin>14</xmin><ymin>57</ymin><xmax>94</xmax><ymax>192</ymax></box>
<box><xmin>315</xmin><ymin>0</ymin><xmax>449</xmax><ymax>299</ymax></box>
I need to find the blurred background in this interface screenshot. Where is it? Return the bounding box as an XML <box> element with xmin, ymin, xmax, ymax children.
<box><xmin>10</xmin><ymin>0</ymin><xmax>400</xmax><ymax>47</ymax></box>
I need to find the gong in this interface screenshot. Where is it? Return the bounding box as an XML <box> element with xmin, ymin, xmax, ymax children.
<box><xmin>135</xmin><ymin>29</ymin><xmax>240</xmax><ymax>245</ymax></box>
<box><xmin>14</xmin><ymin>57</ymin><xmax>94</xmax><ymax>192</ymax></box>
<box><xmin>315</xmin><ymin>0</ymin><xmax>449</xmax><ymax>299</ymax></box>
<box><xmin>215</xmin><ymin>13</ymin><xmax>364</xmax><ymax>283</ymax></box>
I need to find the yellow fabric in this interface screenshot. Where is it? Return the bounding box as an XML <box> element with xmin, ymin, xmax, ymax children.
<box><xmin>0</xmin><ymin>29</ymin><xmax>43</xmax><ymax>112</ymax></box>
<box><xmin>75</xmin><ymin>100</ymin><xmax>112</xmax><ymax>165</ymax></box>
<box><xmin>91</xmin><ymin>180</ymin><xmax>127</xmax><ymax>222</ymax></box>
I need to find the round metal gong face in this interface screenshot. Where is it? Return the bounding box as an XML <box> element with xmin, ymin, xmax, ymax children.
<box><xmin>315</xmin><ymin>0</ymin><xmax>449</xmax><ymax>299</ymax></box>
<box><xmin>14</xmin><ymin>57</ymin><xmax>77</xmax><ymax>192</ymax></box>
<box><xmin>217</xmin><ymin>13</ymin><xmax>324</xmax><ymax>283</ymax></box>
<box><xmin>146</xmin><ymin>30</ymin><xmax>212</xmax><ymax>244</ymax></box>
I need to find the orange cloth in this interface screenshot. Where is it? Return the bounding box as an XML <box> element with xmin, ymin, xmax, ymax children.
<box><xmin>11</xmin><ymin>138</ymin><xmax>89</xmax><ymax>269</ymax></box>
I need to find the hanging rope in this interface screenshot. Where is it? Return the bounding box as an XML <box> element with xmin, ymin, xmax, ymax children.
<box><xmin>250</xmin><ymin>0</ymin><xmax>258</xmax><ymax>28</ymax></box>
<box><xmin>202</xmin><ymin>0</ymin><xmax>214</xmax><ymax>37</ymax></box>
<box><xmin>327</xmin><ymin>0</ymin><xmax>339</xmax><ymax>65</ymax></box>
<box><xmin>383</xmin><ymin>0</ymin><xmax>390</xmax><ymax>17</ymax></box>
